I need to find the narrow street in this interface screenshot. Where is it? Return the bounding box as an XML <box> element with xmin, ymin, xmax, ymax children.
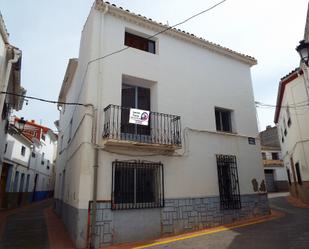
<box><xmin>0</xmin><ymin>199</ymin><xmax>74</xmax><ymax>249</ymax></box>
<box><xmin>143</xmin><ymin>195</ymin><xmax>309</xmax><ymax>249</ymax></box>
<box><xmin>0</xmin><ymin>195</ymin><xmax>308</xmax><ymax>249</ymax></box>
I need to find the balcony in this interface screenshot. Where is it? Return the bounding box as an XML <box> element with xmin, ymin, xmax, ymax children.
<box><xmin>103</xmin><ymin>104</ymin><xmax>182</xmax><ymax>150</ymax></box>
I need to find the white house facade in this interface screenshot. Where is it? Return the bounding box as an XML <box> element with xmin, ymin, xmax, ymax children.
<box><xmin>0</xmin><ymin>13</ymin><xmax>26</xmax><ymax>209</ymax></box>
<box><xmin>274</xmin><ymin>67</ymin><xmax>309</xmax><ymax>204</ymax></box>
<box><xmin>55</xmin><ymin>1</ymin><xmax>269</xmax><ymax>248</ymax></box>
<box><xmin>0</xmin><ymin>119</ymin><xmax>57</xmax><ymax>209</ymax></box>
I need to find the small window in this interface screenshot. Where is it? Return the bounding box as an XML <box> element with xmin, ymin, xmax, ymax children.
<box><xmin>68</xmin><ymin>118</ymin><xmax>73</xmax><ymax>144</ymax></box>
<box><xmin>41</xmin><ymin>134</ymin><xmax>46</xmax><ymax>141</ymax></box>
<box><xmin>215</xmin><ymin>108</ymin><xmax>232</xmax><ymax>133</ymax></box>
<box><xmin>112</xmin><ymin>160</ymin><xmax>164</xmax><ymax>210</ymax></box>
<box><xmin>286</xmin><ymin>105</ymin><xmax>291</xmax><ymax>127</ymax></box>
<box><xmin>21</xmin><ymin>146</ymin><xmax>26</xmax><ymax>156</ymax></box>
<box><xmin>295</xmin><ymin>162</ymin><xmax>302</xmax><ymax>185</ymax></box>
<box><xmin>271</xmin><ymin>153</ymin><xmax>279</xmax><ymax>160</ymax></box>
<box><xmin>31</xmin><ymin>152</ymin><xmax>36</xmax><ymax>158</ymax></box>
<box><xmin>124</xmin><ymin>32</ymin><xmax>156</xmax><ymax>54</ymax></box>
<box><xmin>4</xmin><ymin>143</ymin><xmax>8</xmax><ymax>154</ymax></box>
<box><xmin>41</xmin><ymin>153</ymin><xmax>45</xmax><ymax>165</ymax></box>
<box><xmin>261</xmin><ymin>152</ymin><xmax>266</xmax><ymax>160</ymax></box>
<box><xmin>286</xmin><ymin>168</ymin><xmax>291</xmax><ymax>185</ymax></box>
<box><xmin>283</xmin><ymin>118</ymin><xmax>287</xmax><ymax>136</ymax></box>
<box><xmin>281</xmin><ymin>128</ymin><xmax>284</xmax><ymax>143</ymax></box>
<box><xmin>47</xmin><ymin>160</ymin><xmax>50</xmax><ymax>170</ymax></box>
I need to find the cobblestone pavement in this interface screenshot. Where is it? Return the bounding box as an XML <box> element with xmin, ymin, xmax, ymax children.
<box><xmin>146</xmin><ymin>197</ymin><xmax>309</xmax><ymax>249</ymax></box>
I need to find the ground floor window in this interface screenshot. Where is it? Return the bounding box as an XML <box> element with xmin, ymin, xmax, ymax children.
<box><xmin>216</xmin><ymin>154</ymin><xmax>241</xmax><ymax>210</ymax></box>
<box><xmin>111</xmin><ymin>160</ymin><xmax>164</xmax><ymax>210</ymax></box>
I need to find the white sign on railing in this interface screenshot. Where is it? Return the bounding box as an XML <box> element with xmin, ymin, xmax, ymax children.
<box><xmin>129</xmin><ymin>108</ymin><xmax>149</xmax><ymax>126</ymax></box>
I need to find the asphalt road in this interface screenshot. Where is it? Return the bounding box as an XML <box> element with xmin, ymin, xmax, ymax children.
<box><xmin>148</xmin><ymin>196</ymin><xmax>309</xmax><ymax>249</ymax></box>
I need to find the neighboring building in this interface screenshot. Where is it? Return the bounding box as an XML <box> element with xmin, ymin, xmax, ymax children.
<box><xmin>260</xmin><ymin>126</ymin><xmax>288</xmax><ymax>192</ymax></box>
<box><xmin>0</xmin><ymin>13</ymin><xmax>26</xmax><ymax>204</ymax></box>
<box><xmin>0</xmin><ymin>118</ymin><xmax>57</xmax><ymax>209</ymax></box>
<box><xmin>274</xmin><ymin>67</ymin><xmax>309</xmax><ymax>204</ymax></box>
<box><xmin>274</xmin><ymin>4</ymin><xmax>309</xmax><ymax>205</ymax></box>
<box><xmin>55</xmin><ymin>1</ymin><xmax>269</xmax><ymax>248</ymax></box>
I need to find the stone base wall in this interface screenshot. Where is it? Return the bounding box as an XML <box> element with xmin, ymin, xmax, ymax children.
<box><xmin>161</xmin><ymin>194</ymin><xmax>269</xmax><ymax>235</ymax></box>
<box><xmin>55</xmin><ymin>194</ymin><xmax>269</xmax><ymax>248</ymax></box>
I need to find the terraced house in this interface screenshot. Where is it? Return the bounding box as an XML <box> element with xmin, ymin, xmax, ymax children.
<box><xmin>54</xmin><ymin>1</ymin><xmax>269</xmax><ymax>248</ymax></box>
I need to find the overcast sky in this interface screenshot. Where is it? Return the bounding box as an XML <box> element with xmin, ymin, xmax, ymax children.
<box><xmin>1</xmin><ymin>0</ymin><xmax>308</xmax><ymax>131</ymax></box>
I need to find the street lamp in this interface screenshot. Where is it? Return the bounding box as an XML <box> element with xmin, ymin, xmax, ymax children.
<box><xmin>15</xmin><ymin>117</ymin><xmax>27</xmax><ymax>133</ymax></box>
<box><xmin>296</xmin><ymin>40</ymin><xmax>309</xmax><ymax>66</ymax></box>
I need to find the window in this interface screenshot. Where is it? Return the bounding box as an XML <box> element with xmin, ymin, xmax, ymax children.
<box><xmin>215</xmin><ymin>108</ymin><xmax>232</xmax><ymax>133</ymax></box>
<box><xmin>216</xmin><ymin>155</ymin><xmax>241</xmax><ymax>210</ymax></box>
<box><xmin>41</xmin><ymin>153</ymin><xmax>45</xmax><ymax>165</ymax></box>
<box><xmin>31</xmin><ymin>152</ymin><xmax>36</xmax><ymax>158</ymax></box>
<box><xmin>124</xmin><ymin>32</ymin><xmax>156</xmax><ymax>54</ymax></box>
<box><xmin>112</xmin><ymin>160</ymin><xmax>164</xmax><ymax>210</ymax></box>
<box><xmin>286</xmin><ymin>105</ymin><xmax>291</xmax><ymax>127</ymax></box>
<box><xmin>271</xmin><ymin>152</ymin><xmax>279</xmax><ymax>160</ymax></box>
<box><xmin>68</xmin><ymin>118</ymin><xmax>73</xmax><ymax>144</ymax></box>
<box><xmin>41</xmin><ymin>134</ymin><xmax>46</xmax><ymax>141</ymax></box>
<box><xmin>295</xmin><ymin>162</ymin><xmax>302</xmax><ymax>185</ymax></box>
<box><xmin>261</xmin><ymin>152</ymin><xmax>266</xmax><ymax>160</ymax></box>
<box><xmin>281</xmin><ymin>128</ymin><xmax>284</xmax><ymax>143</ymax></box>
<box><xmin>47</xmin><ymin>160</ymin><xmax>50</xmax><ymax>170</ymax></box>
<box><xmin>21</xmin><ymin>146</ymin><xmax>26</xmax><ymax>156</ymax></box>
<box><xmin>286</xmin><ymin>168</ymin><xmax>291</xmax><ymax>185</ymax></box>
<box><xmin>121</xmin><ymin>84</ymin><xmax>151</xmax><ymax>137</ymax></box>
<box><xmin>4</xmin><ymin>143</ymin><xmax>7</xmax><ymax>154</ymax></box>
<box><xmin>283</xmin><ymin>118</ymin><xmax>287</xmax><ymax>136</ymax></box>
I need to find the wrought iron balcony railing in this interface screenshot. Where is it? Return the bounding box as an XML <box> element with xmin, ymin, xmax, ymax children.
<box><xmin>103</xmin><ymin>104</ymin><xmax>181</xmax><ymax>148</ymax></box>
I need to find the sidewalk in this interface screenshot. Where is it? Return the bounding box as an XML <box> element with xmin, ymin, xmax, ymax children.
<box><xmin>0</xmin><ymin>199</ymin><xmax>75</xmax><ymax>249</ymax></box>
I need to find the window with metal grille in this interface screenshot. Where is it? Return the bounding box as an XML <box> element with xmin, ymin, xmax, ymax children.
<box><xmin>111</xmin><ymin>160</ymin><xmax>164</xmax><ymax>210</ymax></box>
<box><xmin>215</xmin><ymin>108</ymin><xmax>233</xmax><ymax>133</ymax></box>
<box><xmin>216</xmin><ymin>155</ymin><xmax>241</xmax><ymax>210</ymax></box>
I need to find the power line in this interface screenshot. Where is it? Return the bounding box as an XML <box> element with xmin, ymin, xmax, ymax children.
<box><xmin>88</xmin><ymin>0</ymin><xmax>227</xmax><ymax>64</ymax></box>
<box><xmin>0</xmin><ymin>91</ymin><xmax>87</xmax><ymax>106</ymax></box>
<box><xmin>1</xmin><ymin>0</ymin><xmax>228</xmax><ymax>108</ymax></box>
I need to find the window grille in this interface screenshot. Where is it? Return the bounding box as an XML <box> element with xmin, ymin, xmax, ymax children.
<box><xmin>216</xmin><ymin>155</ymin><xmax>241</xmax><ymax>210</ymax></box>
<box><xmin>111</xmin><ymin>160</ymin><xmax>164</xmax><ymax>210</ymax></box>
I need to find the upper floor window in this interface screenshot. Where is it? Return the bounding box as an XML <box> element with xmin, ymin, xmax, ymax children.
<box><xmin>124</xmin><ymin>32</ymin><xmax>155</xmax><ymax>54</ymax></box>
<box><xmin>31</xmin><ymin>152</ymin><xmax>36</xmax><ymax>158</ymax></box>
<box><xmin>41</xmin><ymin>134</ymin><xmax>46</xmax><ymax>141</ymax></box>
<box><xmin>261</xmin><ymin>152</ymin><xmax>266</xmax><ymax>160</ymax></box>
<box><xmin>21</xmin><ymin>146</ymin><xmax>26</xmax><ymax>156</ymax></box>
<box><xmin>4</xmin><ymin>143</ymin><xmax>8</xmax><ymax>154</ymax></box>
<box><xmin>286</xmin><ymin>105</ymin><xmax>291</xmax><ymax>127</ymax></box>
<box><xmin>271</xmin><ymin>152</ymin><xmax>279</xmax><ymax>160</ymax></box>
<box><xmin>215</xmin><ymin>107</ymin><xmax>232</xmax><ymax>133</ymax></box>
<box><xmin>295</xmin><ymin>162</ymin><xmax>302</xmax><ymax>185</ymax></box>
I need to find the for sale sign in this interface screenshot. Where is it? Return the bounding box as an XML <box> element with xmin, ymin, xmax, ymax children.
<box><xmin>129</xmin><ymin>108</ymin><xmax>150</xmax><ymax>126</ymax></box>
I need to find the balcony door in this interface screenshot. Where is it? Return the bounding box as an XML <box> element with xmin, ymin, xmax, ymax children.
<box><xmin>121</xmin><ymin>84</ymin><xmax>150</xmax><ymax>137</ymax></box>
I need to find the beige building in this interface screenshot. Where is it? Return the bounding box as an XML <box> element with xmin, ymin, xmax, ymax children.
<box><xmin>260</xmin><ymin>126</ymin><xmax>288</xmax><ymax>192</ymax></box>
<box><xmin>55</xmin><ymin>1</ymin><xmax>269</xmax><ymax>248</ymax></box>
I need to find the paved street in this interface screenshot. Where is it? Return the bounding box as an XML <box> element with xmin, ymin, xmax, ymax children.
<box><xmin>0</xmin><ymin>200</ymin><xmax>74</xmax><ymax>249</ymax></box>
<box><xmin>145</xmin><ymin>196</ymin><xmax>309</xmax><ymax>249</ymax></box>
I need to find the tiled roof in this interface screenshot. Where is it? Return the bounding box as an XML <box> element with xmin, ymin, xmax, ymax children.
<box><xmin>96</xmin><ymin>1</ymin><xmax>257</xmax><ymax>65</ymax></box>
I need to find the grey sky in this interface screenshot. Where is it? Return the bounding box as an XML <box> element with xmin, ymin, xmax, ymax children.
<box><xmin>1</xmin><ymin>0</ymin><xmax>308</xmax><ymax>131</ymax></box>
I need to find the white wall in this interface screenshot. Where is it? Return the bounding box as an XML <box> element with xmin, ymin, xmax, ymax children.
<box><xmin>278</xmin><ymin>73</ymin><xmax>309</xmax><ymax>182</ymax></box>
<box><xmin>56</xmin><ymin>6</ymin><xmax>264</xmax><ymax>210</ymax></box>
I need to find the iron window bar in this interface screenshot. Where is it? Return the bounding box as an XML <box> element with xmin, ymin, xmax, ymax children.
<box><xmin>111</xmin><ymin>160</ymin><xmax>164</xmax><ymax>210</ymax></box>
<box><xmin>216</xmin><ymin>154</ymin><xmax>241</xmax><ymax>210</ymax></box>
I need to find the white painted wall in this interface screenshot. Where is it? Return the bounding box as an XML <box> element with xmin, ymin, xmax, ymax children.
<box><xmin>277</xmin><ymin>73</ymin><xmax>309</xmax><ymax>183</ymax></box>
<box><xmin>4</xmin><ymin>132</ymin><xmax>57</xmax><ymax>193</ymax></box>
<box><xmin>56</xmin><ymin>5</ymin><xmax>265</xmax><ymax>210</ymax></box>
